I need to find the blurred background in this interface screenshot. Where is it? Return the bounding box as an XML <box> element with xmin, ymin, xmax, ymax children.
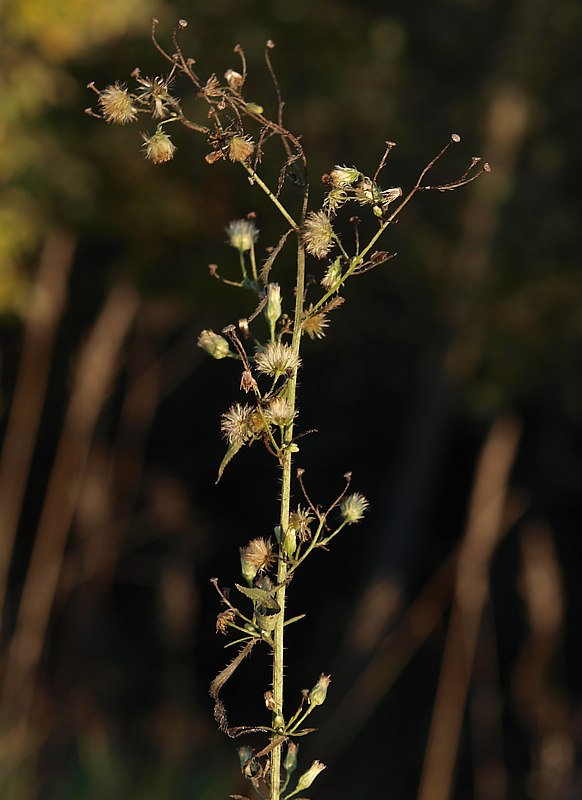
<box><xmin>1</xmin><ymin>0</ymin><xmax>582</xmax><ymax>797</ymax></box>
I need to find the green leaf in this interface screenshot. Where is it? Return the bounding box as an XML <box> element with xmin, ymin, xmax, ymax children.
<box><xmin>216</xmin><ymin>440</ymin><xmax>244</xmax><ymax>483</ymax></box>
<box><xmin>235</xmin><ymin>584</ymin><xmax>280</xmax><ymax>610</ymax></box>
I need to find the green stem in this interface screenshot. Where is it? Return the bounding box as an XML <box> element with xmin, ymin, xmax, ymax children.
<box><xmin>243</xmin><ymin>164</ymin><xmax>299</xmax><ymax>232</ymax></box>
<box><xmin>271</xmin><ymin>240</ymin><xmax>306</xmax><ymax>800</ymax></box>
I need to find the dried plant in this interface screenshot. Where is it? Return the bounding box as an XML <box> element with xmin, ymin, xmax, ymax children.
<box><xmin>87</xmin><ymin>19</ymin><xmax>489</xmax><ymax>800</ymax></box>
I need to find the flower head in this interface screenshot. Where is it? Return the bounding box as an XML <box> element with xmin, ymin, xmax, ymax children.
<box><xmin>226</xmin><ymin>219</ymin><xmax>259</xmax><ymax>253</ymax></box>
<box><xmin>266</xmin><ymin>396</ymin><xmax>296</xmax><ymax>427</ymax></box>
<box><xmin>142</xmin><ymin>129</ymin><xmax>176</xmax><ymax>164</ymax></box>
<box><xmin>340</xmin><ymin>492</ymin><xmax>369</xmax><ymax>525</ymax></box>
<box><xmin>329</xmin><ymin>165</ymin><xmax>360</xmax><ymax>188</ymax></box>
<box><xmin>255</xmin><ymin>342</ymin><xmax>301</xmax><ymax>377</ymax></box>
<box><xmin>98</xmin><ymin>83</ymin><xmax>137</xmax><ymax>125</ymax></box>
<box><xmin>302</xmin><ymin>211</ymin><xmax>335</xmax><ymax>259</ymax></box>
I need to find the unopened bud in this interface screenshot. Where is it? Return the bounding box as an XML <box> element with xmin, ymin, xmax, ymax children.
<box><xmin>309</xmin><ymin>673</ymin><xmax>331</xmax><ymax>707</ymax></box>
<box><xmin>197</xmin><ymin>329</ymin><xmax>230</xmax><ymax>359</ymax></box>
<box><xmin>283</xmin><ymin>527</ymin><xmax>297</xmax><ymax>558</ymax></box>
<box><xmin>295</xmin><ymin>760</ymin><xmax>326</xmax><ymax>791</ymax></box>
<box><xmin>265</xmin><ymin>282</ymin><xmax>282</xmax><ymax>329</ymax></box>
<box><xmin>284</xmin><ymin>741</ymin><xmax>299</xmax><ymax>773</ymax></box>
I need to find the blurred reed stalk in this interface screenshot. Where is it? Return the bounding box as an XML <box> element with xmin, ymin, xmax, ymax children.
<box><xmin>0</xmin><ymin>284</ymin><xmax>138</xmax><ymax>737</ymax></box>
<box><xmin>417</xmin><ymin>417</ymin><xmax>521</xmax><ymax>800</ymax></box>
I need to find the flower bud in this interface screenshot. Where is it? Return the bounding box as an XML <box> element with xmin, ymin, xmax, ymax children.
<box><xmin>197</xmin><ymin>329</ymin><xmax>230</xmax><ymax>359</ymax></box>
<box><xmin>265</xmin><ymin>282</ymin><xmax>282</xmax><ymax>329</ymax></box>
<box><xmin>284</xmin><ymin>741</ymin><xmax>299</xmax><ymax>774</ymax></box>
<box><xmin>295</xmin><ymin>760</ymin><xmax>326</xmax><ymax>792</ymax></box>
<box><xmin>283</xmin><ymin>527</ymin><xmax>297</xmax><ymax>558</ymax></box>
<box><xmin>309</xmin><ymin>673</ymin><xmax>331</xmax><ymax>707</ymax></box>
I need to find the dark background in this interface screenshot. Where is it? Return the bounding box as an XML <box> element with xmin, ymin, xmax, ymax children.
<box><xmin>1</xmin><ymin>0</ymin><xmax>582</xmax><ymax>798</ymax></box>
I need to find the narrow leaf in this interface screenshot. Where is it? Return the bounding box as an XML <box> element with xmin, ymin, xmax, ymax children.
<box><xmin>260</xmin><ymin>229</ymin><xmax>292</xmax><ymax>285</ymax></box>
<box><xmin>216</xmin><ymin>440</ymin><xmax>244</xmax><ymax>483</ymax></box>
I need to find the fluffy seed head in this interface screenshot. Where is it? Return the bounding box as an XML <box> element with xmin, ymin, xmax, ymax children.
<box><xmin>142</xmin><ymin>129</ymin><xmax>176</xmax><ymax>164</ymax></box>
<box><xmin>302</xmin><ymin>211</ymin><xmax>334</xmax><ymax>259</ymax></box>
<box><xmin>226</xmin><ymin>219</ymin><xmax>259</xmax><ymax>253</ymax></box>
<box><xmin>329</xmin><ymin>165</ymin><xmax>360</xmax><ymax>188</ymax></box>
<box><xmin>255</xmin><ymin>342</ymin><xmax>301</xmax><ymax>377</ymax></box>
<box><xmin>98</xmin><ymin>83</ymin><xmax>137</xmax><ymax>125</ymax></box>
<box><xmin>266</xmin><ymin>396</ymin><xmax>296</xmax><ymax>427</ymax></box>
<box><xmin>229</xmin><ymin>135</ymin><xmax>255</xmax><ymax>163</ymax></box>
<box><xmin>302</xmin><ymin>311</ymin><xmax>329</xmax><ymax>340</ymax></box>
<box><xmin>340</xmin><ymin>492</ymin><xmax>369</xmax><ymax>524</ymax></box>
<box><xmin>221</xmin><ymin>403</ymin><xmax>261</xmax><ymax>446</ymax></box>
<box><xmin>240</xmin><ymin>538</ymin><xmax>275</xmax><ymax>574</ymax></box>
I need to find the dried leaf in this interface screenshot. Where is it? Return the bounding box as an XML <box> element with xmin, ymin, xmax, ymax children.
<box><xmin>260</xmin><ymin>229</ymin><xmax>292</xmax><ymax>285</ymax></box>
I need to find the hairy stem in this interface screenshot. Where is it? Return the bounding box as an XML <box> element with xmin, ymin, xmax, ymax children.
<box><xmin>271</xmin><ymin>238</ymin><xmax>306</xmax><ymax>800</ymax></box>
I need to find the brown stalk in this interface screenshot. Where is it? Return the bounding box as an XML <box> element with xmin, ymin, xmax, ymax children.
<box><xmin>416</xmin><ymin>417</ymin><xmax>521</xmax><ymax>800</ymax></box>
<box><xmin>0</xmin><ymin>231</ymin><xmax>75</xmax><ymax>627</ymax></box>
<box><xmin>0</xmin><ymin>283</ymin><xmax>139</xmax><ymax>735</ymax></box>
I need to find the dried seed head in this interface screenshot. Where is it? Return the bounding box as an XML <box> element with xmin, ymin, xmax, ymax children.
<box><xmin>228</xmin><ymin>134</ymin><xmax>255</xmax><ymax>163</ymax></box>
<box><xmin>329</xmin><ymin>164</ymin><xmax>360</xmax><ymax>188</ymax></box>
<box><xmin>142</xmin><ymin>129</ymin><xmax>176</xmax><ymax>164</ymax></box>
<box><xmin>224</xmin><ymin>68</ymin><xmax>244</xmax><ymax>92</ymax></box>
<box><xmin>289</xmin><ymin>506</ymin><xmax>314</xmax><ymax>541</ymax></box>
<box><xmin>340</xmin><ymin>492</ymin><xmax>369</xmax><ymax>524</ymax></box>
<box><xmin>197</xmin><ymin>329</ymin><xmax>230</xmax><ymax>359</ymax></box>
<box><xmin>309</xmin><ymin>673</ymin><xmax>331</xmax><ymax>706</ymax></box>
<box><xmin>216</xmin><ymin>608</ymin><xmax>236</xmax><ymax>634</ymax></box>
<box><xmin>295</xmin><ymin>760</ymin><xmax>326</xmax><ymax>792</ymax></box>
<box><xmin>255</xmin><ymin>342</ymin><xmax>301</xmax><ymax>377</ymax></box>
<box><xmin>226</xmin><ymin>219</ymin><xmax>259</xmax><ymax>253</ymax></box>
<box><xmin>302</xmin><ymin>311</ymin><xmax>329</xmax><ymax>340</ymax></box>
<box><xmin>302</xmin><ymin>211</ymin><xmax>335</xmax><ymax>259</ymax></box>
<box><xmin>98</xmin><ymin>83</ymin><xmax>138</xmax><ymax>125</ymax></box>
<box><xmin>323</xmin><ymin>187</ymin><xmax>348</xmax><ymax>215</ymax></box>
<box><xmin>220</xmin><ymin>403</ymin><xmax>256</xmax><ymax>445</ymax></box>
<box><xmin>241</xmin><ymin>538</ymin><xmax>275</xmax><ymax>577</ymax></box>
<box><xmin>266</xmin><ymin>396</ymin><xmax>296</xmax><ymax>427</ymax></box>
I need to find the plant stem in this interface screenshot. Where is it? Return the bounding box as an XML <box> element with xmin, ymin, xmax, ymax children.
<box><xmin>271</xmin><ymin>239</ymin><xmax>306</xmax><ymax>800</ymax></box>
